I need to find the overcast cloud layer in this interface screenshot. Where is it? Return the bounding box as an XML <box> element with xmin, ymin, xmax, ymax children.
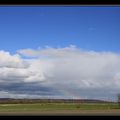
<box><xmin>0</xmin><ymin>45</ymin><xmax>120</xmax><ymax>101</ymax></box>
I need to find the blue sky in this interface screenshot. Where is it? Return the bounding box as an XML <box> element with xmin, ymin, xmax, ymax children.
<box><xmin>0</xmin><ymin>6</ymin><xmax>120</xmax><ymax>53</ymax></box>
<box><xmin>1</xmin><ymin>6</ymin><xmax>120</xmax><ymax>100</ymax></box>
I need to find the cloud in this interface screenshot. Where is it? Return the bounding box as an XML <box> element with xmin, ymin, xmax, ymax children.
<box><xmin>0</xmin><ymin>51</ymin><xmax>46</xmax><ymax>83</ymax></box>
<box><xmin>18</xmin><ymin>45</ymin><xmax>120</xmax><ymax>88</ymax></box>
<box><xmin>0</xmin><ymin>83</ymin><xmax>64</xmax><ymax>99</ymax></box>
<box><xmin>0</xmin><ymin>46</ymin><xmax>120</xmax><ymax>101</ymax></box>
<box><xmin>0</xmin><ymin>51</ymin><xmax>28</xmax><ymax>68</ymax></box>
<box><xmin>18</xmin><ymin>45</ymin><xmax>79</xmax><ymax>58</ymax></box>
<box><xmin>0</xmin><ymin>90</ymin><xmax>64</xmax><ymax>99</ymax></box>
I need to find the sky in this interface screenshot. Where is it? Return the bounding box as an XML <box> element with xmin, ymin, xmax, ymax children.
<box><xmin>0</xmin><ymin>6</ymin><xmax>120</xmax><ymax>101</ymax></box>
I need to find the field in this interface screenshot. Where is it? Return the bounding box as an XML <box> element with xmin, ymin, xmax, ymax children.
<box><xmin>0</xmin><ymin>103</ymin><xmax>120</xmax><ymax>115</ymax></box>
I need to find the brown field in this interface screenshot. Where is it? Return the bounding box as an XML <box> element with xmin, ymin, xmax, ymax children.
<box><xmin>0</xmin><ymin>109</ymin><xmax>120</xmax><ymax>116</ymax></box>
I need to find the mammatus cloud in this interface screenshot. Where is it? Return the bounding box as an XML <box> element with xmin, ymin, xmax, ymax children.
<box><xmin>0</xmin><ymin>45</ymin><xmax>120</xmax><ymax>101</ymax></box>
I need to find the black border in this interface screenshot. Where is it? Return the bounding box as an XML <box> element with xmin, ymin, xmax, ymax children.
<box><xmin>0</xmin><ymin>115</ymin><xmax>119</xmax><ymax>120</ymax></box>
<box><xmin>0</xmin><ymin>1</ymin><xmax>120</xmax><ymax>5</ymax></box>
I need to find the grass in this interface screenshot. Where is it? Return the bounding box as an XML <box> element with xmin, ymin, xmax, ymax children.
<box><xmin>0</xmin><ymin>103</ymin><xmax>120</xmax><ymax>115</ymax></box>
<box><xmin>0</xmin><ymin>103</ymin><xmax>119</xmax><ymax>111</ymax></box>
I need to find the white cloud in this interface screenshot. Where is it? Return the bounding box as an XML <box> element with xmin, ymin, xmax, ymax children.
<box><xmin>0</xmin><ymin>46</ymin><xmax>120</xmax><ymax>100</ymax></box>
<box><xmin>0</xmin><ymin>51</ymin><xmax>28</xmax><ymax>68</ymax></box>
<box><xmin>18</xmin><ymin>45</ymin><xmax>120</xmax><ymax>88</ymax></box>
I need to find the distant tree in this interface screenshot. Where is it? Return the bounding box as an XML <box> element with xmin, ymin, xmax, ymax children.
<box><xmin>117</xmin><ymin>94</ymin><xmax>120</xmax><ymax>108</ymax></box>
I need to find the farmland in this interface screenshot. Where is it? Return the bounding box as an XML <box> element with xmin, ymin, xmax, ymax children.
<box><xmin>0</xmin><ymin>99</ymin><xmax>120</xmax><ymax>115</ymax></box>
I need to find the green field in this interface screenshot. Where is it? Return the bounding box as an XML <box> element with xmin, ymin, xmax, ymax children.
<box><xmin>0</xmin><ymin>103</ymin><xmax>120</xmax><ymax>115</ymax></box>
